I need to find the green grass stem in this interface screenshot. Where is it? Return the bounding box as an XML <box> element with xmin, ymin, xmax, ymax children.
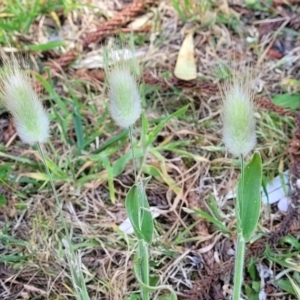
<box><xmin>138</xmin><ymin>240</ymin><xmax>150</xmax><ymax>300</ymax></box>
<box><xmin>233</xmin><ymin>234</ymin><xmax>245</xmax><ymax>300</ymax></box>
<box><xmin>129</xmin><ymin>126</ymin><xmax>138</xmax><ymax>183</ymax></box>
<box><xmin>233</xmin><ymin>155</ymin><xmax>245</xmax><ymax>300</ymax></box>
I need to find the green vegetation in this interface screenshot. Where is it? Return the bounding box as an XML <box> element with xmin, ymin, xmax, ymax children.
<box><xmin>0</xmin><ymin>0</ymin><xmax>299</xmax><ymax>299</ymax></box>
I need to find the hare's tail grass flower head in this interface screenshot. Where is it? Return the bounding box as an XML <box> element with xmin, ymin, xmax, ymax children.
<box><xmin>107</xmin><ymin>65</ymin><xmax>141</xmax><ymax>128</ymax></box>
<box><xmin>220</xmin><ymin>74</ymin><xmax>256</xmax><ymax>157</ymax></box>
<box><xmin>0</xmin><ymin>57</ymin><xmax>49</xmax><ymax>145</ymax></box>
<box><xmin>105</xmin><ymin>44</ymin><xmax>142</xmax><ymax>129</ymax></box>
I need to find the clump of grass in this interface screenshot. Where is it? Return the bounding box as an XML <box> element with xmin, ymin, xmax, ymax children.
<box><xmin>0</xmin><ymin>55</ymin><xmax>90</xmax><ymax>300</ymax></box>
<box><xmin>105</xmin><ymin>41</ymin><xmax>177</xmax><ymax>300</ymax></box>
<box><xmin>105</xmin><ymin>43</ymin><xmax>152</xmax><ymax>300</ymax></box>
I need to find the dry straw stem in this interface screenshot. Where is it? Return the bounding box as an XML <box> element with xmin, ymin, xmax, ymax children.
<box><xmin>0</xmin><ymin>56</ymin><xmax>49</xmax><ymax>145</ymax></box>
<box><xmin>220</xmin><ymin>71</ymin><xmax>256</xmax><ymax>157</ymax></box>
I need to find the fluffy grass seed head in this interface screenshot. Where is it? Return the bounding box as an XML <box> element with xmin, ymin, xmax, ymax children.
<box><xmin>220</xmin><ymin>76</ymin><xmax>256</xmax><ymax>157</ymax></box>
<box><xmin>106</xmin><ymin>57</ymin><xmax>141</xmax><ymax>129</ymax></box>
<box><xmin>0</xmin><ymin>58</ymin><xmax>49</xmax><ymax>145</ymax></box>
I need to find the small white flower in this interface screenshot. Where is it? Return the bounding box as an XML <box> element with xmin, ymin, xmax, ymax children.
<box><xmin>0</xmin><ymin>58</ymin><xmax>49</xmax><ymax>145</ymax></box>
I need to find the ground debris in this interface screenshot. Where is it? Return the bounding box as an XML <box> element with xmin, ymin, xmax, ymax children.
<box><xmin>83</xmin><ymin>0</ymin><xmax>159</xmax><ymax>47</ymax></box>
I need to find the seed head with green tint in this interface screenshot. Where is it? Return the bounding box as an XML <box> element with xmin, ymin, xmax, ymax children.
<box><xmin>0</xmin><ymin>59</ymin><xmax>49</xmax><ymax>145</ymax></box>
<box><xmin>220</xmin><ymin>78</ymin><xmax>256</xmax><ymax>157</ymax></box>
<box><xmin>107</xmin><ymin>65</ymin><xmax>141</xmax><ymax>128</ymax></box>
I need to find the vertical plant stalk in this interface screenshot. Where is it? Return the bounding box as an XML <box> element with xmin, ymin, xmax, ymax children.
<box><xmin>220</xmin><ymin>72</ymin><xmax>260</xmax><ymax>300</ymax></box>
<box><xmin>36</xmin><ymin>142</ymin><xmax>89</xmax><ymax>299</ymax></box>
<box><xmin>128</xmin><ymin>129</ymin><xmax>151</xmax><ymax>300</ymax></box>
<box><xmin>105</xmin><ymin>44</ymin><xmax>154</xmax><ymax>299</ymax></box>
<box><xmin>233</xmin><ymin>234</ymin><xmax>245</xmax><ymax>300</ymax></box>
<box><xmin>233</xmin><ymin>155</ymin><xmax>245</xmax><ymax>300</ymax></box>
<box><xmin>236</xmin><ymin>156</ymin><xmax>244</xmax><ymax>233</ymax></box>
<box><xmin>129</xmin><ymin>126</ymin><xmax>138</xmax><ymax>183</ymax></box>
<box><xmin>138</xmin><ymin>240</ymin><xmax>150</xmax><ymax>300</ymax></box>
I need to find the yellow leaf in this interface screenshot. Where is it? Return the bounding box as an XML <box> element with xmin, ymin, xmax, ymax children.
<box><xmin>21</xmin><ymin>172</ymin><xmax>48</xmax><ymax>181</ymax></box>
<box><xmin>50</xmin><ymin>11</ymin><xmax>61</xmax><ymax>28</ymax></box>
<box><xmin>174</xmin><ymin>32</ymin><xmax>197</xmax><ymax>81</ymax></box>
<box><xmin>129</xmin><ymin>12</ymin><xmax>152</xmax><ymax>30</ymax></box>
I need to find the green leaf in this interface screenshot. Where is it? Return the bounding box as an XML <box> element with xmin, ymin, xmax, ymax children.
<box><xmin>206</xmin><ymin>195</ymin><xmax>223</xmax><ymax>222</ymax></box>
<box><xmin>136</xmin><ymin>240</ymin><xmax>150</xmax><ymax>286</ymax></box>
<box><xmin>0</xmin><ymin>163</ymin><xmax>11</xmax><ymax>180</ymax></box>
<box><xmin>148</xmin><ymin>149</ymin><xmax>181</xmax><ymax>195</ymax></box>
<box><xmin>281</xmin><ymin>236</ymin><xmax>300</xmax><ymax>251</ymax></box>
<box><xmin>142</xmin><ymin>164</ymin><xmax>162</xmax><ymax>178</ymax></box>
<box><xmin>112</xmin><ymin>149</ymin><xmax>143</xmax><ymax>177</ymax></box>
<box><xmin>36</xmin><ymin>71</ymin><xmax>70</xmax><ymax>144</ymax></box>
<box><xmin>276</xmin><ymin>279</ymin><xmax>297</xmax><ymax>296</ymax></box>
<box><xmin>238</xmin><ymin>152</ymin><xmax>262</xmax><ymax>242</ymax></box>
<box><xmin>0</xmin><ymin>195</ymin><xmax>7</xmax><ymax>207</ymax></box>
<box><xmin>272</xmin><ymin>93</ymin><xmax>300</xmax><ymax>110</ymax></box>
<box><xmin>287</xmin><ymin>275</ymin><xmax>300</xmax><ymax>299</ymax></box>
<box><xmin>125</xmin><ymin>180</ymin><xmax>153</xmax><ymax>244</ymax></box>
<box><xmin>92</xmin><ymin>129</ymin><xmax>128</xmax><ymax>154</ymax></box>
<box><xmin>98</xmin><ymin>156</ymin><xmax>115</xmax><ymax>204</ymax></box>
<box><xmin>0</xmin><ymin>151</ymin><xmax>36</xmax><ymax>166</ymax></box>
<box><xmin>25</xmin><ymin>40</ymin><xmax>65</xmax><ymax>52</ymax></box>
<box><xmin>0</xmin><ymin>234</ymin><xmax>28</xmax><ymax>247</ymax></box>
<box><xmin>35</xmin><ymin>72</ymin><xmax>69</xmax><ymax>116</ymax></box>
<box><xmin>193</xmin><ymin>208</ymin><xmax>229</xmax><ymax>234</ymax></box>
<box><xmin>72</xmin><ymin>100</ymin><xmax>85</xmax><ymax>153</ymax></box>
<box><xmin>171</xmin><ymin>0</ymin><xmax>188</xmax><ymax>22</ymax></box>
<box><xmin>247</xmin><ymin>258</ymin><xmax>258</xmax><ymax>281</ymax></box>
<box><xmin>0</xmin><ymin>254</ymin><xmax>28</xmax><ymax>262</ymax></box>
<box><xmin>147</xmin><ymin>105</ymin><xmax>188</xmax><ymax>147</ymax></box>
<box><xmin>133</xmin><ymin>244</ymin><xmax>178</xmax><ymax>299</ymax></box>
<box><xmin>141</xmin><ymin>111</ymin><xmax>149</xmax><ymax>148</ymax></box>
<box><xmin>265</xmin><ymin>245</ymin><xmax>300</xmax><ymax>271</ymax></box>
<box><xmin>174</xmin><ymin>219</ymin><xmax>204</xmax><ymax>245</ymax></box>
<box><xmin>251</xmin><ymin>281</ymin><xmax>260</xmax><ymax>293</ymax></box>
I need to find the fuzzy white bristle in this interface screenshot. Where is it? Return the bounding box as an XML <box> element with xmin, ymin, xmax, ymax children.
<box><xmin>0</xmin><ymin>60</ymin><xmax>49</xmax><ymax>145</ymax></box>
<box><xmin>108</xmin><ymin>66</ymin><xmax>141</xmax><ymax>128</ymax></box>
<box><xmin>221</xmin><ymin>77</ymin><xmax>256</xmax><ymax>157</ymax></box>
